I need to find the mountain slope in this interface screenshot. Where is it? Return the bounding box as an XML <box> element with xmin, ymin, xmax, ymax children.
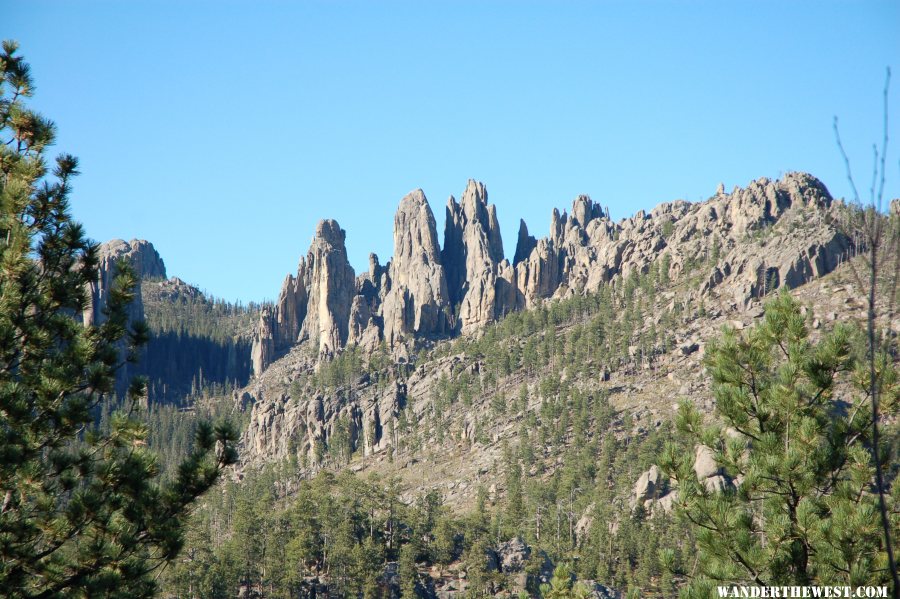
<box><xmin>144</xmin><ymin>174</ymin><xmax>899</xmax><ymax>599</ymax></box>
<box><xmin>238</xmin><ymin>172</ymin><xmax>858</xmax><ymax>486</ymax></box>
<box><xmin>84</xmin><ymin>240</ymin><xmax>260</xmax><ymax>403</ymax></box>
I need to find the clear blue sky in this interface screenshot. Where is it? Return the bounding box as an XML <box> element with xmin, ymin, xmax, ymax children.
<box><xmin>4</xmin><ymin>1</ymin><xmax>898</xmax><ymax>303</ymax></box>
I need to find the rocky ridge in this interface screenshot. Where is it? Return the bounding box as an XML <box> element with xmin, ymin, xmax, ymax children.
<box><xmin>240</xmin><ymin>172</ymin><xmax>863</xmax><ymax>478</ymax></box>
<box><xmin>250</xmin><ymin>172</ymin><xmax>851</xmax><ymax>377</ymax></box>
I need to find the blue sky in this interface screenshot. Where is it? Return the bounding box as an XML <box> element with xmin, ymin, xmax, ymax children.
<box><xmin>4</xmin><ymin>1</ymin><xmax>898</xmax><ymax>303</ymax></box>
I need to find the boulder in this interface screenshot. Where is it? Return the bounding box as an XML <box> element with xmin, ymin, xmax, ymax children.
<box><xmin>581</xmin><ymin>580</ymin><xmax>623</xmax><ymax>599</ymax></box>
<box><xmin>632</xmin><ymin>465</ymin><xmax>667</xmax><ymax>507</ymax></box>
<box><xmin>693</xmin><ymin>445</ymin><xmax>720</xmax><ymax>480</ymax></box>
<box><xmin>694</xmin><ymin>445</ymin><xmax>734</xmax><ymax>493</ymax></box>
<box><xmin>575</xmin><ymin>502</ymin><xmax>595</xmax><ymax>545</ymax></box>
<box><xmin>496</xmin><ymin>537</ymin><xmax>530</xmax><ymax>573</ymax></box>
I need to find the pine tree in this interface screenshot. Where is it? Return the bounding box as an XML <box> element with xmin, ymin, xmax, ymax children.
<box><xmin>540</xmin><ymin>564</ymin><xmax>591</xmax><ymax>599</ymax></box>
<box><xmin>660</xmin><ymin>291</ymin><xmax>899</xmax><ymax>594</ymax></box>
<box><xmin>398</xmin><ymin>542</ymin><xmax>418</xmax><ymax>597</ymax></box>
<box><xmin>0</xmin><ymin>41</ymin><xmax>238</xmax><ymax>598</ymax></box>
<box><xmin>504</xmin><ymin>449</ymin><xmax>526</xmax><ymax>537</ymax></box>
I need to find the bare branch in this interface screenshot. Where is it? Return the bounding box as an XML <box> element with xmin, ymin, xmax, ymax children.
<box><xmin>834</xmin><ymin>117</ymin><xmax>862</xmax><ymax>206</ymax></box>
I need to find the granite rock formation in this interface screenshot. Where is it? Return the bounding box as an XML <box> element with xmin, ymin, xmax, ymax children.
<box><xmin>297</xmin><ymin>220</ymin><xmax>356</xmax><ymax>357</ymax></box>
<box><xmin>382</xmin><ymin>189</ymin><xmax>451</xmax><ymax>346</ymax></box>
<box><xmin>249</xmin><ymin>172</ymin><xmax>851</xmax><ymax>378</ymax></box>
<box><xmin>251</xmin><ymin>220</ymin><xmax>356</xmax><ymax>372</ymax></box>
<box><xmin>442</xmin><ymin>180</ymin><xmax>516</xmax><ymax>332</ymax></box>
<box><xmin>81</xmin><ymin>239</ymin><xmax>165</xmax><ymax>398</ymax></box>
<box><xmin>83</xmin><ymin>238</ymin><xmax>166</xmax><ymax>327</ymax></box>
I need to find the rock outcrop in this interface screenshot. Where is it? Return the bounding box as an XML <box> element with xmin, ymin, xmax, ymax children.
<box><xmin>249</xmin><ymin>172</ymin><xmax>852</xmax><ymax>379</ymax></box>
<box><xmin>512</xmin><ymin>219</ymin><xmax>537</xmax><ymax>266</ymax></box>
<box><xmin>251</xmin><ymin>220</ymin><xmax>356</xmax><ymax>373</ymax></box>
<box><xmin>297</xmin><ymin>220</ymin><xmax>356</xmax><ymax>357</ymax></box>
<box><xmin>442</xmin><ymin>180</ymin><xmax>515</xmax><ymax>332</ymax></box>
<box><xmin>508</xmin><ymin>172</ymin><xmax>850</xmax><ymax>312</ymax></box>
<box><xmin>494</xmin><ymin>537</ymin><xmax>532</xmax><ymax>574</ymax></box>
<box><xmin>251</xmin><ymin>307</ymin><xmax>275</xmax><ymax>377</ymax></box>
<box><xmin>241</xmin><ymin>173</ymin><xmax>859</xmax><ymax>476</ymax></box>
<box><xmin>80</xmin><ymin>239</ymin><xmax>166</xmax><ymax>398</ymax></box>
<box><xmin>243</xmin><ymin>371</ymin><xmax>407</xmax><ymax>465</ymax></box>
<box><xmin>514</xmin><ymin>237</ymin><xmax>561</xmax><ymax>308</ymax></box>
<box><xmin>240</xmin><ymin>173</ymin><xmax>876</xmax><ymax>524</ymax></box>
<box><xmin>481</xmin><ymin>537</ymin><xmax>554</xmax><ymax>595</ymax></box>
<box><xmin>382</xmin><ymin>189</ymin><xmax>451</xmax><ymax>345</ymax></box>
<box><xmin>348</xmin><ymin>254</ymin><xmax>384</xmax><ymax>353</ymax></box>
<box><xmin>631</xmin><ymin>465</ymin><xmax>666</xmax><ymax>507</ymax></box>
<box><xmin>99</xmin><ymin>238</ymin><xmax>166</xmax><ymax>280</ymax></box>
<box><xmin>83</xmin><ymin>238</ymin><xmax>166</xmax><ymax>327</ymax></box>
<box><xmin>273</xmin><ymin>274</ymin><xmax>308</xmax><ymax>352</ymax></box>
<box><xmin>631</xmin><ymin>465</ymin><xmax>677</xmax><ymax>517</ymax></box>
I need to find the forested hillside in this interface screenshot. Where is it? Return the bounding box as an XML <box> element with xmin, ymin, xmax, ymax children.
<box><xmin>3</xmin><ymin>38</ymin><xmax>896</xmax><ymax>599</ymax></box>
<box><xmin>89</xmin><ymin>163</ymin><xmax>893</xmax><ymax>598</ymax></box>
<box><xmin>146</xmin><ymin>245</ymin><xmax>900</xmax><ymax>597</ymax></box>
<box><xmin>3</xmin><ymin>9</ymin><xmax>897</xmax><ymax>598</ymax></box>
<box><xmin>140</xmin><ymin>276</ymin><xmax>260</xmax><ymax>403</ymax></box>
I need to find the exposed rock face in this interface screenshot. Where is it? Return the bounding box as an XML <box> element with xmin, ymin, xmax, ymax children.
<box><xmin>240</xmin><ymin>174</ymin><xmax>861</xmax><ymax>502</ymax></box>
<box><xmin>297</xmin><ymin>220</ymin><xmax>356</xmax><ymax>357</ymax></box>
<box><xmin>693</xmin><ymin>445</ymin><xmax>719</xmax><ymax>479</ymax></box>
<box><xmin>487</xmin><ymin>537</ymin><xmax>554</xmax><ymax>593</ymax></box>
<box><xmin>512</xmin><ymin>219</ymin><xmax>537</xmax><ymax>266</ymax></box>
<box><xmin>382</xmin><ymin>190</ymin><xmax>450</xmax><ymax>345</ymax></box>
<box><xmin>575</xmin><ymin>503</ymin><xmax>595</xmax><ymax>546</ymax></box>
<box><xmin>249</xmin><ymin>172</ymin><xmax>852</xmax><ymax>380</ymax></box>
<box><xmin>99</xmin><ymin>238</ymin><xmax>166</xmax><ymax>279</ymax></box>
<box><xmin>630</xmin><ymin>465</ymin><xmax>678</xmax><ymax>517</ymax></box>
<box><xmin>83</xmin><ymin>238</ymin><xmax>166</xmax><ymax>327</ymax></box>
<box><xmin>251</xmin><ymin>220</ymin><xmax>355</xmax><ymax>373</ymax></box>
<box><xmin>509</xmin><ymin>172</ymin><xmax>848</xmax><ymax>312</ymax></box>
<box><xmin>495</xmin><ymin>537</ymin><xmax>531</xmax><ymax>574</ymax></box>
<box><xmin>242</xmin><ymin>173</ymin><xmax>859</xmax><ymax>476</ymax></box>
<box><xmin>81</xmin><ymin>239</ymin><xmax>166</xmax><ymax>399</ymax></box>
<box><xmin>442</xmin><ymin>180</ymin><xmax>513</xmax><ymax>332</ymax></box>
<box><xmin>243</xmin><ymin>370</ymin><xmax>407</xmax><ymax>465</ymax></box>
<box><xmin>348</xmin><ymin>254</ymin><xmax>384</xmax><ymax>352</ymax></box>
<box><xmin>514</xmin><ymin>237</ymin><xmax>560</xmax><ymax>308</ymax></box>
<box><xmin>273</xmin><ymin>274</ymin><xmax>308</xmax><ymax>351</ymax></box>
<box><xmin>251</xmin><ymin>307</ymin><xmax>275</xmax><ymax>377</ymax></box>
